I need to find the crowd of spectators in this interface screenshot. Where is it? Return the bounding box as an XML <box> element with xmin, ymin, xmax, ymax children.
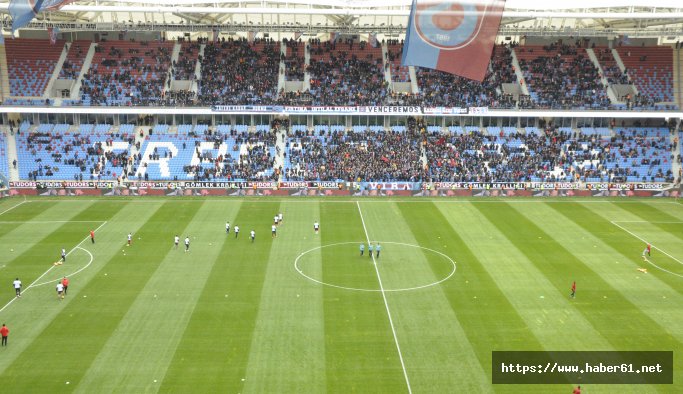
<box><xmin>158</xmin><ymin>90</ymin><xmax>196</xmax><ymax>107</ymax></box>
<box><xmin>284</xmin><ymin>118</ymin><xmax>425</xmax><ymax>181</ymax></box>
<box><xmin>282</xmin><ymin>38</ymin><xmax>306</xmax><ymax>81</ymax></box>
<box><xmin>21</xmin><ymin>130</ymin><xmax>137</xmax><ymax>181</ymax></box>
<box><xmin>425</xmin><ymin>128</ymin><xmax>572</xmax><ymax>182</ymax></box>
<box><xmin>415</xmin><ymin>44</ymin><xmax>517</xmax><ymax>108</ymax></box>
<box><xmin>6</xmin><ymin>36</ymin><xmax>680</xmax><ymax>110</ymax></box>
<box><xmin>307</xmin><ymin>38</ymin><xmax>388</xmax><ymax>105</ymax></box>
<box><xmin>182</xmin><ymin>129</ymin><xmax>278</xmax><ymax>181</ymax></box>
<box><xmin>595</xmin><ymin>48</ymin><xmax>630</xmax><ymax>85</ymax></box>
<box><xmin>80</xmin><ymin>40</ymin><xmax>172</xmax><ymax>106</ymax></box>
<box><xmin>518</xmin><ymin>42</ymin><xmax>610</xmax><ymax>109</ymax></box>
<box><xmin>171</xmin><ymin>42</ymin><xmax>201</xmax><ymax>81</ymax></box>
<box><xmin>196</xmin><ymin>37</ymin><xmax>280</xmax><ymax>106</ymax></box>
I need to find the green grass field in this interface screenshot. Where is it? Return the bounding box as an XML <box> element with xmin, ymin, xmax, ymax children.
<box><xmin>0</xmin><ymin>197</ymin><xmax>681</xmax><ymax>393</ymax></box>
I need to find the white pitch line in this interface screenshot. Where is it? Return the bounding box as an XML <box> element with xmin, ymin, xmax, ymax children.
<box><xmin>32</xmin><ymin>246</ymin><xmax>94</xmax><ymax>287</ymax></box>
<box><xmin>643</xmin><ymin>257</ymin><xmax>683</xmax><ymax>278</ymax></box>
<box><xmin>610</xmin><ymin>221</ymin><xmax>683</xmax><ymax>267</ymax></box>
<box><xmin>0</xmin><ymin>220</ymin><xmax>107</xmax><ymax>314</ymax></box>
<box><xmin>612</xmin><ymin>221</ymin><xmax>683</xmax><ymax>224</ymax></box>
<box><xmin>0</xmin><ymin>198</ymin><xmax>28</xmax><ymax>216</ymax></box>
<box><xmin>356</xmin><ymin>201</ymin><xmax>412</xmax><ymax>394</ymax></box>
<box><xmin>0</xmin><ymin>220</ymin><xmax>104</xmax><ymax>224</ymax></box>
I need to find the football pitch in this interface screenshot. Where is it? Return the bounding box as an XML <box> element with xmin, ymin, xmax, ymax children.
<box><xmin>0</xmin><ymin>197</ymin><xmax>681</xmax><ymax>393</ymax></box>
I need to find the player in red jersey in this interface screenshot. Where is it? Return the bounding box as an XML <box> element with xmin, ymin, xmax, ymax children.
<box><xmin>570</xmin><ymin>281</ymin><xmax>576</xmax><ymax>298</ymax></box>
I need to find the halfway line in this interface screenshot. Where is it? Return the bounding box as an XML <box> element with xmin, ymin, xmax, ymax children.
<box><xmin>356</xmin><ymin>201</ymin><xmax>412</xmax><ymax>394</ymax></box>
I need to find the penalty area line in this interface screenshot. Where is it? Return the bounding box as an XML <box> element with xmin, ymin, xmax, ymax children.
<box><xmin>643</xmin><ymin>257</ymin><xmax>683</xmax><ymax>278</ymax></box>
<box><xmin>356</xmin><ymin>201</ymin><xmax>412</xmax><ymax>394</ymax></box>
<box><xmin>0</xmin><ymin>220</ymin><xmax>108</xmax><ymax>314</ymax></box>
<box><xmin>610</xmin><ymin>221</ymin><xmax>683</xmax><ymax>273</ymax></box>
<box><xmin>0</xmin><ymin>199</ymin><xmax>29</xmax><ymax>216</ymax></box>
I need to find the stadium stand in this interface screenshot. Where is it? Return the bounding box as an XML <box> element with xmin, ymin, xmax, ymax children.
<box><xmin>308</xmin><ymin>38</ymin><xmax>388</xmax><ymax>105</ymax></box>
<box><xmin>0</xmin><ymin>131</ymin><xmax>8</xmax><ymax>180</ymax></box>
<box><xmin>59</xmin><ymin>40</ymin><xmax>91</xmax><ymax>79</ymax></box>
<box><xmin>516</xmin><ymin>42</ymin><xmax>610</xmax><ymax>109</ymax></box>
<box><xmin>416</xmin><ymin>44</ymin><xmax>516</xmax><ymax>108</ymax></box>
<box><xmin>16</xmin><ymin>127</ymin><xmax>134</xmax><ymax>181</ymax></box>
<box><xmin>386</xmin><ymin>40</ymin><xmax>410</xmax><ymax>83</ymax></box>
<box><xmin>283</xmin><ymin>38</ymin><xmax>305</xmax><ymax>81</ymax></box>
<box><xmin>5</xmin><ymin>38</ymin><xmax>66</xmax><ymax>97</ymax></box>
<box><xmin>80</xmin><ymin>40</ymin><xmax>174</xmax><ymax>106</ymax></box>
<box><xmin>197</xmin><ymin>38</ymin><xmax>280</xmax><ymax>106</ymax></box>
<box><xmin>616</xmin><ymin>46</ymin><xmax>674</xmax><ymax>103</ymax></box>
<box><xmin>172</xmin><ymin>41</ymin><xmax>200</xmax><ymax>81</ymax></box>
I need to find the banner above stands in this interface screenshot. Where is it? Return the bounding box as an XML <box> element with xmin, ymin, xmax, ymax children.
<box><xmin>211</xmin><ymin>105</ymin><xmax>486</xmax><ymax>115</ymax></box>
<box><xmin>8</xmin><ymin>180</ymin><xmax>675</xmax><ymax>192</ymax></box>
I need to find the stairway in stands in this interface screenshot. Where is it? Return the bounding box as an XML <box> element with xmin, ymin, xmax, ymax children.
<box><xmin>0</xmin><ymin>42</ymin><xmax>10</xmax><ymax>101</ymax></box>
<box><xmin>5</xmin><ymin>128</ymin><xmax>19</xmax><ymax>181</ymax></box>
<box><xmin>273</xmin><ymin>125</ymin><xmax>286</xmax><ymax>181</ymax></box>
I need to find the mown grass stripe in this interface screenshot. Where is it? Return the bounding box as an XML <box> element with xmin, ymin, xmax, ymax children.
<box><xmin>0</xmin><ymin>201</ymin><xmax>137</xmax><ymax>377</ymax></box>
<box><xmin>438</xmin><ymin>202</ymin><xmax>612</xmax><ymax>350</ymax></box>
<box><xmin>0</xmin><ymin>200</ymin><xmax>58</xmax><ymax>239</ymax></box>
<box><xmin>0</xmin><ymin>200</ymin><xmax>96</xmax><ymax>272</ymax></box>
<box><xmin>160</xmin><ymin>201</ymin><xmax>280</xmax><ymax>392</ymax></box>
<box><xmin>473</xmin><ymin>202</ymin><xmax>682</xmax><ymax>353</ymax></box>
<box><xmin>552</xmin><ymin>202</ymin><xmax>683</xmax><ymax>295</ymax></box>
<box><xmin>74</xmin><ymin>200</ymin><xmax>243</xmax><ymax>392</ymax></box>
<box><xmin>243</xmin><ymin>201</ymin><xmax>327</xmax><ymax>393</ymax></box>
<box><xmin>403</xmin><ymin>202</ymin><xmax>562</xmax><ymax>393</ymax></box>
<box><xmin>320</xmin><ymin>202</ymin><xmax>407</xmax><ymax>393</ymax></box>
<box><xmin>361</xmin><ymin>202</ymin><xmax>490</xmax><ymax>392</ymax></box>
<box><xmin>513</xmin><ymin>202</ymin><xmax>683</xmax><ymax>342</ymax></box>
<box><xmin>0</xmin><ymin>201</ymin><xmax>199</xmax><ymax>392</ymax></box>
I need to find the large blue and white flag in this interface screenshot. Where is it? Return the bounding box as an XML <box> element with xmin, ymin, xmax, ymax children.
<box><xmin>10</xmin><ymin>0</ymin><xmax>74</xmax><ymax>33</ymax></box>
<box><xmin>401</xmin><ymin>0</ymin><xmax>506</xmax><ymax>82</ymax></box>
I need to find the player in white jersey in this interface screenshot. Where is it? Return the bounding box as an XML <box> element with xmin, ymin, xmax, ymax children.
<box><xmin>272</xmin><ymin>225</ymin><xmax>277</xmax><ymax>238</ymax></box>
<box><xmin>313</xmin><ymin>221</ymin><xmax>319</xmax><ymax>234</ymax></box>
<box><xmin>174</xmin><ymin>235</ymin><xmax>180</xmax><ymax>249</ymax></box>
<box><xmin>184</xmin><ymin>236</ymin><xmax>190</xmax><ymax>252</ymax></box>
<box><xmin>278</xmin><ymin>212</ymin><xmax>283</xmax><ymax>224</ymax></box>
<box><xmin>226</xmin><ymin>222</ymin><xmax>230</xmax><ymax>234</ymax></box>
<box><xmin>60</xmin><ymin>248</ymin><xmax>67</xmax><ymax>263</ymax></box>
<box><xmin>127</xmin><ymin>233</ymin><xmax>132</xmax><ymax>246</ymax></box>
<box><xmin>234</xmin><ymin>226</ymin><xmax>240</xmax><ymax>238</ymax></box>
<box><xmin>13</xmin><ymin>278</ymin><xmax>22</xmax><ymax>297</ymax></box>
<box><xmin>250</xmin><ymin>230</ymin><xmax>256</xmax><ymax>243</ymax></box>
<box><xmin>56</xmin><ymin>282</ymin><xmax>65</xmax><ymax>300</ymax></box>
<box><xmin>274</xmin><ymin>215</ymin><xmax>279</xmax><ymax>226</ymax></box>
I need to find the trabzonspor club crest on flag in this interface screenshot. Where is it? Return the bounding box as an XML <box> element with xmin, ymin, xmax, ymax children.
<box><xmin>402</xmin><ymin>0</ymin><xmax>506</xmax><ymax>82</ymax></box>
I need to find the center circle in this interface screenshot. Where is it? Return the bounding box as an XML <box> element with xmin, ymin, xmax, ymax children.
<box><xmin>294</xmin><ymin>241</ymin><xmax>456</xmax><ymax>292</ymax></box>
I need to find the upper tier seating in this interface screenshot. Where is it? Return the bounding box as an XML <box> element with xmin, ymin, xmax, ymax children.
<box><xmin>172</xmin><ymin>41</ymin><xmax>200</xmax><ymax>81</ymax></box>
<box><xmin>197</xmin><ymin>38</ymin><xmax>280</xmax><ymax>106</ymax></box>
<box><xmin>80</xmin><ymin>40</ymin><xmax>174</xmax><ymax>106</ymax></box>
<box><xmin>308</xmin><ymin>38</ymin><xmax>387</xmax><ymax>105</ymax></box>
<box><xmin>416</xmin><ymin>44</ymin><xmax>516</xmax><ymax>108</ymax></box>
<box><xmin>386</xmin><ymin>40</ymin><xmax>410</xmax><ymax>83</ymax></box>
<box><xmin>59</xmin><ymin>40</ymin><xmax>91</xmax><ymax>79</ymax></box>
<box><xmin>616</xmin><ymin>46</ymin><xmax>674</xmax><ymax>102</ymax></box>
<box><xmin>5</xmin><ymin>38</ymin><xmax>66</xmax><ymax>96</ymax></box>
<box><xmin>283</xmin><ymin>39</ymin><xmax>305</xmax><ymax>81</ymax></box>
<box><xmin>517</xmin><ymin>43</ymin><xmax>610</xmax><ymax>109</ymax></box>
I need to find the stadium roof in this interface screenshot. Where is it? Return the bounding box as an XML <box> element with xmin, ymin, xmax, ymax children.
<box><xmin>0</xmin><ymin>0</ymin><xmax>682</xmax><ymax>38</ymax></box>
